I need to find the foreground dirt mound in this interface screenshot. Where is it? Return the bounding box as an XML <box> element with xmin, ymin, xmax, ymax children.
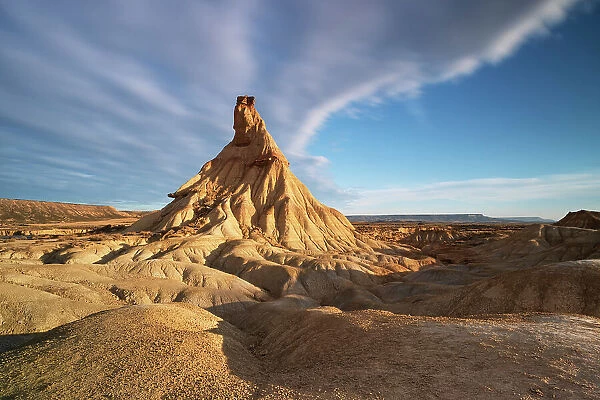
<box><xmin>474</xmin><ymin>223</ymin><xmax>600</xmax><ymax>267</ymax></box>
<box><xmin>0</xmin><ymin>199</ymin><xmax>139</xmax><ymax>224</ymax></box>
<box><xmin>555</xmin><ymin>210</ymin><xmax>600</xmax><ymax>230</ymax></box>
<box><xmin>445</xmin><ymin>260</ymin><xmax>600</xmax><ymax>317</ymax></box>
<box><xmin>0</xmin><ymin>304</ymin><xmax>260</xmax><ymax>399</ymax></box>
<box><xmin>242</xmin><ymin>303</ymin><xmax>600</xmax><ymax>398</ymax></box>
<box><xmin>3</xmin><ymin>303</ymin><xmax>599</xmax><ymax>399</ymax></box>
<box><xmin>380</xmin><ymin>259</ymin><xmax>600</xmax><ymax>319</ymax></box>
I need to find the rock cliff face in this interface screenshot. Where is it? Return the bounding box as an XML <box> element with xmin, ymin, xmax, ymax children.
<box><xmin>127</xmin><ymin>96</ymin><xmax>360</xmax><ymax>252</ymax></box>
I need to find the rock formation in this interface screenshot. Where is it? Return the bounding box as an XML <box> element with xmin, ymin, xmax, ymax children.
<box><xmin>0</xmin><ymin>199</ymin><xmax>139</xmax><ymax>224</ymax></box>
<box><xmin>555</xmin><ymin>210</ymin><xmax>600</xmax><ymax>230</ymax></box>
<box><xmin>128</xmin><ymin>96</ymin><xmax>361</xmax><ymax>252</ymax></box>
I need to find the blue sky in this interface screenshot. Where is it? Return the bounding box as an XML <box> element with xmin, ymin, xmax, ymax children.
<box><xmin>0</xmin><ymin>0</ymin><xmax>598</xmax><ymax>220</ymax></box>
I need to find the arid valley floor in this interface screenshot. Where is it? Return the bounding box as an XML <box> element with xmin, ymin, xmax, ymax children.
<box><xmin>1</xmin><ymin>97</ymin><xmax>599</xmax><ymax>399</ymax></box>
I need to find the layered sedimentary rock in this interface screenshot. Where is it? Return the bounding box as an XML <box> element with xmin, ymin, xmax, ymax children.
<box><xmin>128</xmin><ymin>96</ymin><xmax>360</xmax><ymax>252</ymax></box>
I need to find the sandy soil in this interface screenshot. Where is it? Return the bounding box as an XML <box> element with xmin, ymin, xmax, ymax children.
<box><xmin>1</xmin><ymin>303</ymin><xmax>598</xmax><ymax>399</ymax></box>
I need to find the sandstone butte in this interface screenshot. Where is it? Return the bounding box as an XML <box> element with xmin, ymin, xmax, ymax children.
<box><xmin>127</xmin><ymin>95</ymin><xmax>366</xmax><ymax>253</ymax></box>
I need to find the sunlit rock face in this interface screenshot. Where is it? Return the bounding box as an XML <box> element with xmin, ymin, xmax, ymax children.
<box><xmin>127</xmin><ymin>96</ymin><xmax>362</xmax><ymax>253</ymax></box>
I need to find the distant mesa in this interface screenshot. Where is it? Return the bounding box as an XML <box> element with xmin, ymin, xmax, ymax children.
<box><xmin>127</xmin><ymin>96</ymin><xmax>362</xmax><ymax>252</ymax></box>
<box><xmin>0</xmin><ymin>198</ymin><xmax>141</xmax><ymax>224</ymax></box>
<box><xmin>554</xmin><ymin>210</ymin><xmax>600</xmax><ymax>230</ymax></box>
<box><xmin>347</xmin><ymin>214</ymin><xmax>555</xmax><ymax>224</ymax></box>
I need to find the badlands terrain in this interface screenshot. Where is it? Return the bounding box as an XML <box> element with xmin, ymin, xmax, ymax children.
<box><xmin>1</xmin><ymin>97</ymin><xmax>599</xmax><ymax>399</ymax></box>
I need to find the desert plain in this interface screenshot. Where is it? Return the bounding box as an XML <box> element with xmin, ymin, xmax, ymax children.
<box><xmin>1</xmin><ymin>97</ymin><xmax>599</xmax><ymax>399</ymax></box>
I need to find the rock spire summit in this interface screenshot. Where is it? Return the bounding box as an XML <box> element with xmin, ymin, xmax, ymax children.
<box><xmin>127</xmin><ymin>96</ymin><xmax>359</xmax><ymax>252</ymax></box>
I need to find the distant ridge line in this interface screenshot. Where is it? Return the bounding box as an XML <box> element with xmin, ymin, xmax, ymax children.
<box><xmin>346</xmin><ymin>214</ymin><xmax>555</xmax><ymax>224</ymax></box>
<box><xmin>0</xmin><ymin>198</ymin><xmax>144</xmax><ymax>224</ymax></box>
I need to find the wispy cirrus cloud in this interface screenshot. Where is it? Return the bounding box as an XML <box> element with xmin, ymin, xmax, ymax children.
<box><xmin>262</xmin><ymin>0</ymin><xmax>581</xmax><ymax>154</ymax></box>
<box><xmin>0</xmin><ymin>0</ymin><xmax>589</xmax><ymax>209</ymax></box>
